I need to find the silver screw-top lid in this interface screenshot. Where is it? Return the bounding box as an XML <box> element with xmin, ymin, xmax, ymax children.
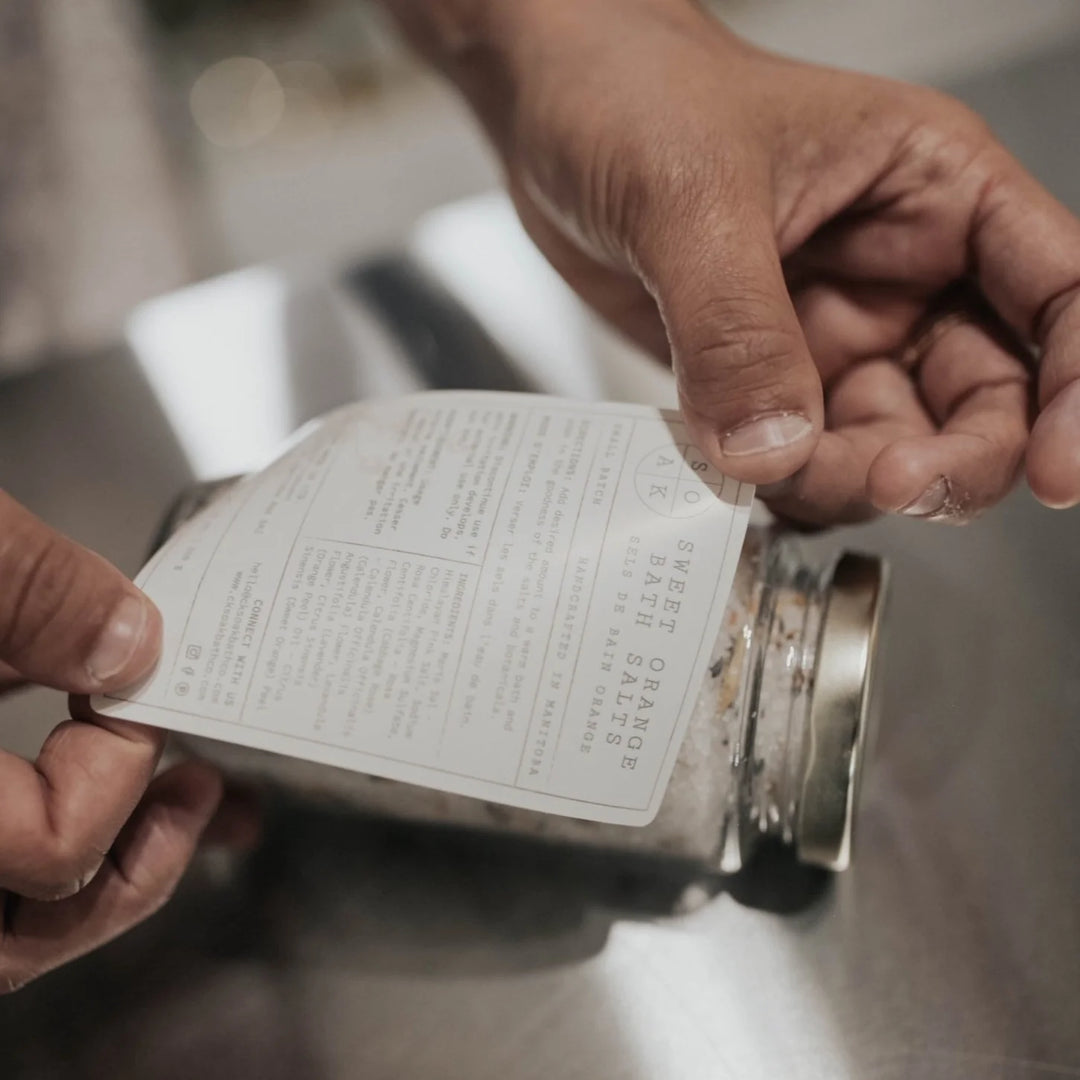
<box><xmin>795</xmin><ymin>553</ymin><xmax>889</xmax><ymax>871</ymax></box>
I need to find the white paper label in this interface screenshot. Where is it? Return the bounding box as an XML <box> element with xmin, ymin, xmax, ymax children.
<box><xmin>94</xmin><ymin>392</ymin><xmax>751</xmax><ymax>825</ymax></box>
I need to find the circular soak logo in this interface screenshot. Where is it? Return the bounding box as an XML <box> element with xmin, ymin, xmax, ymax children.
<box><xmin>635</xmin><ymin>444</ymin><xmax>726</xmax><ymax>517</ymax></box>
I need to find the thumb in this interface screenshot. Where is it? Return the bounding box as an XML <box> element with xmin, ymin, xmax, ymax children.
<box><xmin>0</xmin><ymin>491</ymin><xmax>161</xmax><ymax>694</ymax></box>
<box><xmin>637</xmin><ymin>202</ymin><xmax>823</xmax><ymax>484</ymax></box>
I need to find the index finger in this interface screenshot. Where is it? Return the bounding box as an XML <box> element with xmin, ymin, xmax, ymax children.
<box><xmin>0</xmin><ymin>711</ymin><xmax>165</xmax><ymax>900</ymax></box>
<box><xmin>969</xmin><ymin>150</ymin><xmax>1080</xmax><ymax>506</ymax></box>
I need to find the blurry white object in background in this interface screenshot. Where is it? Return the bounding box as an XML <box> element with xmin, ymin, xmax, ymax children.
<box><xmin>409</xmin><ymin>194</ymin><xmax>602</xmax><ymax>401</ymax></box>
<box><xmin>125</xmin><ymin>192</ymin><xmax>678</xmax><ymax>481</ymax></box>
<box><xmin>127</xmin><ymin>268</ymin><xmax>296</xmax><ymax>480</ymax></box>
<box><xmin>126</xmin><ymin>261</ymin><xmax>422</xmax><ymax>481</ymax></box>
<box><xmin>411</xmin><ymin>193</ymin><xmax>677</xmax><ymax>409</ymax></box>
<box><xmin>0</xmin><ymin>0</ymin><xmax>190</xmax><ymax>375</ymax></box>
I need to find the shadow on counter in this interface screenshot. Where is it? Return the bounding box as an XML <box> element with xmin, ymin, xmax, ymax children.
<box><xmin>233</xmin><ymin>790</ymin><xmax>834</xmax><ymax>976</ymax></box>
<box><xmin>0</xmin><ymin>786</ymin><xmax>831</xmax><ymax>1079</ymax></box>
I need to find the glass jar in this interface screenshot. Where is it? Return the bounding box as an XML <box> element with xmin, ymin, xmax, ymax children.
<box><xmin>156</xmin><ymin>482</ymin><xmax>887</xmax><ymax>874</ymax></box>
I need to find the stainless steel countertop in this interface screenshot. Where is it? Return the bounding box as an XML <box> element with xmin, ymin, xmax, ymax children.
<box><xmin>3</xmin><ymin>41</ymin><xmax>1080</xmax><ymax>1078</ymax></box>
<box><xmin>3</xmin><ymin>305</ymin><xmax>1079</xmax><ymax>1080</ymax></box>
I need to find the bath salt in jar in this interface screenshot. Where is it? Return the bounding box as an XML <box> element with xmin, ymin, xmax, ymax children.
<box><xmin>154</xmin><ymin>483</ymin><xmax>888</xmax><ymax>875</ymax></box>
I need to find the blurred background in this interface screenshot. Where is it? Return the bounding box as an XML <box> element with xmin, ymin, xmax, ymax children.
<box><xmin>4</xmin><ymin>0</ymin><xmax>1080</xmax><ymax>375</ymax></box>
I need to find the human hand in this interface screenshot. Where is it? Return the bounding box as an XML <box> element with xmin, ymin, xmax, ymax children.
<box><xmin>392</xmin><ymin>0</ymin><xmax>1080</xmax><ymax>523</ymax></box>
<box><xmin>0</xmin><ymin>492</ymin><xmax>256</xmax><ymax>993</ymax></box>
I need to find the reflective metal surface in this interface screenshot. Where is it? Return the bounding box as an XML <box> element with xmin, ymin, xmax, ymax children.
<box><xmin>2</xmin><ymin>44</ymin><xmax>1080</xmax><ymax>1078</ymax></box>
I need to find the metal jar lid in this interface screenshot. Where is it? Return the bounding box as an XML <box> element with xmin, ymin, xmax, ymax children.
<box><xmin>795</xmin><ymin>552</ymin><xmax>889</xmax><ymax>871</ymax></box>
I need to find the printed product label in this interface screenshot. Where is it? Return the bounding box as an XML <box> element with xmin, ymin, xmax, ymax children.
<box><xmin>94</xmin><ymin>392</ymin><xmax>752</xmax><ymax>825</ymax></box>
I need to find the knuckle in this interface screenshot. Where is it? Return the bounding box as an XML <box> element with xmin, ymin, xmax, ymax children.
<box><xmin>895</xmin><ymin>99</ymin><xmax>998</xmax><ymax>193</ymax></box>
<box><xmin>115</xmin><ymin>810</ymin><xmax>190</xmax><ymax>920</ymax></box>
<box><xmin>1036</xmin><ymin>281</ymin><xmax>1080</xmax><ymax>361</ymax></box>
<box><xmin>974</xmin><ymin>424</ymin><xmax>1027</xmax><ymax>467</ymax></box>
<box><xmin>135</xmin><ymin>879</ymin><xmax>177</xmax><ymax>921</ymax></box>
<box><xmin>117</xmin><ymin>873</ymin><xmax>175</xmax><ymax>927</ymax></box>
<box><xmin>25</xmin><ymin>834</ymin><xmax>103</xmax><ymax>901</ymax></box>
<box><xmin>0</xmin><ymin>526</ymin><xmax>81</xmax><ymax>660</ymax></box>
<box><xmin>907</xmin><ymin>85</ymin><xmax>993</xmax><ymax>143</ymax></box>
<box><xmin>0</xmin><ymin>919</ymin><xmax>33</xmax><ymax>996</ymax></box>
<box><xmin>928</xmin><ymin>90</ymin><xmax>991</xmax><ymax>138</ymax></box>
<box><xmin>0</xmin><ymin>963</ymin><xmax>32</xmax><ymax>995</ymax></box>
<box><xmin>677</xmin><ymin>296</ymin><xmax>809</xmax><ymax>414</ymax></box>
<box><xmin>0</xmin><ymin>950</ymin><xmax>35</xmax><ymax>995</ymax></box>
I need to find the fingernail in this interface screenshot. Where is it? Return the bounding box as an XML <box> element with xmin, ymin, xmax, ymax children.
<box><xmin>900</xmin><ymin>475</ymin><xmax>950</xmax><ymax>517</ymax></box>
<box><xmin>720</xmin><ymin>412</ymin><xmax>813</xmax><ymax>457</ymax></box>
<box><xmin>86</xmin><ymin>594</ymin><xmax>151</xmax><ymax>684</ymax></box>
